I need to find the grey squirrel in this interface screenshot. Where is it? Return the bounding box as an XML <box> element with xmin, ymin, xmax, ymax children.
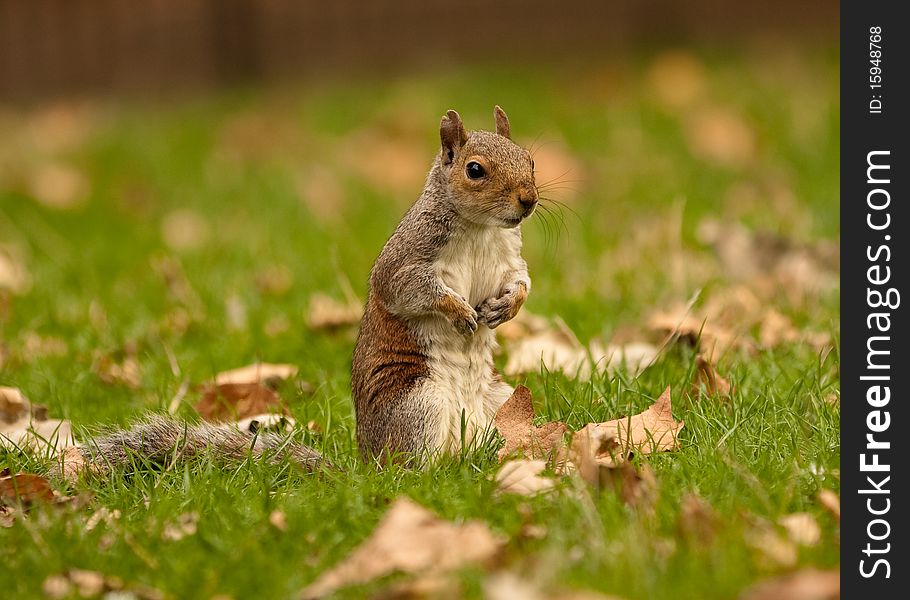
<box><xmin>66</xmin><ymin>106</ymin><xmax>536</xmax><ymax>475</ymax></box>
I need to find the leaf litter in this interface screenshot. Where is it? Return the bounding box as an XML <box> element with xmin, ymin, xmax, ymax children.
<box><xmin>299</xmin><ymin>497</ymin><xmax>503</xmax><ymax>599</ymax></box>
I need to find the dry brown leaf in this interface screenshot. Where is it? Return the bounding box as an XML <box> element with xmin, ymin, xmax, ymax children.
<box><xmin>0</xmin><ymin>246</ymin><xmax>31</xmax><ymax>295</ymax></box>
<box><xmin>21</xmin><ymin>332</ymin><xmax>68</xmax><ymax>361</ymax></box>
<box><xmin>0</xmin><ymin>504</ymin><xmax>16</xmax><ymax>527</ymax></box>
<box><xmin>1</xmin><ymin>386</ymin><xmax>29</xmax><ymax>422</ymax></box>
<box><xmin>494</xmin><ymin>386</ymin><xmax>567</xmax><ymax>461</ymax></box>
<box><xmin>295</xmin><ymin>165</ymin><xmax>347</xmax><ymax>224</ymax></box>
<box><xmin>677</xmin><ymin>493</ymin><xmax>718</xmax><ymax>544</ymax></box>
<box><xmin>573</xmin><ymin>387</ymin><xmax>684</xmax><ymax>461</ymax></box>
<box><xmin>648</xmin><ymin>305</ymin><xmax>745</xmax><ymax>362</ymax></box>
<box><xmin>0</xmin><ymin>387</ymin><xmax>76</xmax><ymax>454</ymax></box>
<box><xmin>84</xmin><ymin>507</ymin><xmax>121</xmax><ymax>532</ymax></box>
<box><xmin>817</xmin><ymin>489</ymin><xmax>840</xmax><ymax>522</ymax></box>
<box><xmin>161</xmin><ymin>208</ymin><xmax>211</xmax><ymax>251</ymax></box>
<box><xmin>162</xmin><ymin>512</ymin><xmax>199</xmax><ymax>541</ymax></box>
<box><xmin>93</xmin><ymin>349</ymin><xmax>142</xmax><ymax>389</ymax></box>
<box><xmin>647</xmin><ymin>50</ymin><xmax>706</xmax><ymax>110</ymax></box>
<box><xmin>0</xmin><ymin>472</ymin><xmax>56</xmax><ymax>504</ymax></box>
<box><xmin>495</xmin><ymin>459</ymin><xmax>556</xmax><ymax>496</ymax></box>
<box><xmin>495</xmin><ymin>310</ymin><xmax>551</xmax><ymax>343</ymax></box>
<box><xmin>739</xmin><ymin>569</ymin><xmax>839</xmax><ymax>600</ymax></box>
<box><xmin>745</xmin><ymin>520</ymin><xmax>798</xmax><ymax>569</ymax></box>
<box><xmin>195</xmin><ymin>382</ymin><xmax>286</xmax><ymax>423</ymax></box>
<box><xmin>697</xmin><ymin>219</ymin><xmax>839</xmax><ymax>299</ymax></box>
<box><xmin>42</xmin><ymin>569</ymin><xmax>164</xmax><ymax>600</ymax></box>
<box><xmin>484</xmin><ymin>572</ymin><xmax>545</xmax><ymax>600</ymax></box>
<box><xmin>690</xmin><ymin>355</ymin><xmax>732</xmax><ymax>398</ymax></box>
<box><xmin>213</xmin><ymin>363</ymin><xmax>298</xmax><ymax>387</ymax></box>
<box><xmin>299</xmin><ymin>497</ymin><xmax>503</xmax><ymax>599</ymax></box>
<box><xmin>25</xmin><ymin>163</ymin><xmax>90</xmax><ymax>210</ymax></box>
<box><xmin>685</xmin><ymin>107</ymin><xmax>756</xmax><ymax>167</ymax></box>
<box><xmin>307</xmin><ymin>292</ymin><xmax>363</xmax><ymax>331</ymax></box>
<box><xmin>269</xmin><ymin>510</ymin><xmax>288</xmax><ymax>532</ymax></box>
<box><xmin>504</xmin><ymin>317</ymin><xmax>657</xmax><ymax>379</ymax></box>
<box><xmin>337</xmin><ymin>130</ymin><xmax>427</xmax><ymax>195</ymax></box>
<box><xmin>759</xmin><ymin>309</ymin><xmax>800</xmax><ymax>348</ymax></box>
<box><xmin>779</xmin><ymin>512</ymin><xmax>821</xmax><ymax>547</ymax></box>
<box><xmin>255</xmin><ymin>265</ymin><xmax>294</xmax><ymax>296</ymax></box>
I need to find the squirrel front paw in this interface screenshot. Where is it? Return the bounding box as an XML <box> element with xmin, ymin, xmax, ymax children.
<box><xmin>435</xmin><ymin>292</ymin><xmax>478</xmax><ymax>337</ymax></box>
<box><xmin>476</xmin><ymin>281</ymin><xmax>528</xmax><ymax>329</ymax></box>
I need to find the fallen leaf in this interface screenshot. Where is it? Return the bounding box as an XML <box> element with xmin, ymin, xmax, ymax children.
<box><xmin>648</xmin><ymin>305</ymin><xmax>745</xmax><ymax>362</ymax></box>
<box><xmin>503</xmin><ymin>326</ymin><xmax>590</xmax><ymax>378</ymax></box>
<box><xmin>0</xmin><ymin>472</ymin><xmax>55</xmax><ymax>504</ymax></box>
<box><xmin>647</xmin><ymin>50</ymin><xmax>706</xmax><ymax>110</ymax></box>
<box><xmin>690</xmin><ymin>355</ymin><xmax>732</xmax><ymax>398</ymax></box>
<box><xmin>0</xmin><ymin>246</ymin><xmax>31</xmax><ymax>295</ymax></box>
<box><xmin>495</xmin><ymin>460</ymin><xmax>556</xmax><ymax>496</ymax></box>
<box><xmin>225</xmin><ymin>294</ymin><xmax>248</xmax><ymax>332</ymax></box>
<box><xmin>1</xmin><ymin>386</ymin><xmax>29</xmax><ymax>422</ymax></box>
<box><xmin>816</xmin><ymin>489</ymin><xmax>840</xmax><ymax>522</ymax></box>
<box><xmin>269</xmin><ymin>510</ymin><xmax>288</xmax><ymax>532</ymax></box>
<box><xmin>84</xmin><ymin>507</ymin><xmax>121</xmax><ymax>532</ymax></box>
<box><xmin>677</xmin><ymin>493</ymin><xmax>718</xmax><ymax>544</ymax></box>
<box><xmin>568</xmin><ymin>430</ymin><xmax>659</xmax><ymax>510</ymax></box>
<box><xmin>93</xmin><ymin>347</ymin><xmax>142</xmax><ymax>389</ymax></box>
<box><xmin>213</xmin><ymin>362</ymin><xmax>298</xmax><ymax>387</ymax></box>
<box><xmin>495</xmin><ymin>310</ymin><xmax>551</xmax><ymax>343</ymax></box>
<box><xmin>0</xmin><ymin>504</ymin><xmax>16</xmax><ymax>527</ymax></box>
<box><xmin>573</xmin><ymin>387</ymin><xmax>684</xmax><ymax>461</ymax></box>
<box><xmin>485</xmin><ymin>572</ymin><xmax>545</xmax><ymax>600</ymax></box>
<box><xmin>306</xmin><ymin>292</ymin><xmax>363</xmax><ymax>331</ymax></box>
<box><xmin>494</xmin><ymin>386</ymin><xmax>567</xmax><ymax>461</ymax></box>
<box><xmin>295</xmin><ymin>165</ymin><xmax>347</xmax><ymax>224</ymax></box>
<box><xmin>0</xmin><ymin>386</ymin><xmax>76</xmax><ymax>454</ymax></box>
<box><xmin>779</xmin><ymin>512</ymin><xmax>821</xmax><ymax>547</ymax></box>
<box><xmin>299</xmin><ymin>497</ymin><xmax>503</xmax><ymax>599</ymax></box>
<box><xmin>255</xmin><ymin>265</ymin><xmax>294</xmax><ymax>296</ymax></box>
<box><xmin>162</xmin><ymin>512</ymin><xmax>199</xmax><ymax>541</ymax></box>
<box><xmin>759</xmin><ymin>308</ymin><xmax>800</xmax><ymax>348</ymax></box>
<box><xmin>161</xmin><ymin>208</ymin><xmax>211</xmax><ymax>251</ymax></box>
<box><xmin>697</xmin><ymin>219</ymin><xmax>839</xmax><ymax>299</ymax></box>
<box><xmin>504</xmin><ymin>317</ymin><xmax>657</xmax><ymax>379</ymax></box>
<box><xmin>25</xmin><ymin>163</ymin><xmax>90</xmax><ymax>210</ymax></box>
<box><xmin>42</xmin><ymin>569</ymin><xmax>164</xmax><ymax>600</ymax></box>
<box><xmin>195</xmin><ymin>382</ymin><xmax>286</xmax><ymax>423</ymax></box>
<box><xmin>739</xmin><ymin>569</ymin><xmax>839</xmax><ymax>600</ymax></box>
<box><xmin>745</xmin><ymin>519</ymin><xmax>798</xmax><ymax>569</ymax></box>
<box><xmin>685</xmin><ymin>107</ymin><xmax>756</xmax><ymax>168</ymax></box>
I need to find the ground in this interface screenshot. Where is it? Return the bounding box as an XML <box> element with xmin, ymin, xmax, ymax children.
<box><xmin>1</xmin><ymin>44</ymin><xmax>839</xmax><ymax>599</ymax></box>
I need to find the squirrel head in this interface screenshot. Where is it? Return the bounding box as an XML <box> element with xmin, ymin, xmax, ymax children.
<box><xmin>437</xmin><ymin>106</ymin><xmax>537</xmax><ymax>228</ymax></box>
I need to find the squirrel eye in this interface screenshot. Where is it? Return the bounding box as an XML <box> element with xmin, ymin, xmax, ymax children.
<box><xmin>465</xmin><ymin>161</ymin><xmax>486</xmax><ymax>180</ymax></box>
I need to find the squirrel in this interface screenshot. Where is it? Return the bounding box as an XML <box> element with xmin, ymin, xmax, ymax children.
<box><xmin>61</xmin><ymin>106</ymin><xmax>535</xmax><ymax>477</ymax></box>
<box><xmin>353</xmin><ymin>106</ymin><xmax>536</xmax><ymax>462</ymax></box>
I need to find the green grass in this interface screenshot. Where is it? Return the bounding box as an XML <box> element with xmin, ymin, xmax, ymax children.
<box><xmin>1</xmin><ymin>45</ymin><xmax>839</xmax><ymax>600</ymax></box>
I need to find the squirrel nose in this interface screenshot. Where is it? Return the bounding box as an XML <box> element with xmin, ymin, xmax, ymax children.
<box><xmin>518</xmin><ymin>194</ymin><xmax>537</xmax><ymax>210</ymax></box>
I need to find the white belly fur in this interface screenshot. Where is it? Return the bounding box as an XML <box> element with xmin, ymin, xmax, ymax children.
<box><xmin>419</xmin><ymin>225</ymin><xmax>524</xmax><ymax>452</ymax></box>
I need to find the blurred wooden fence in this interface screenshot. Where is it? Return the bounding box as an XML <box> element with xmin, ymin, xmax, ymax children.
<box><xmin>0</xmin><ymin>0</ymin><xmax>837</xmax><ymax>101</ymax></box>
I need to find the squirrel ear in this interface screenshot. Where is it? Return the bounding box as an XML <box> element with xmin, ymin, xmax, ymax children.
<box><xmin>493</xmin><ymin>105</ymin><xmax>511</xmax><ymax>139</ymax></box>
<box><xmin>440</xmin><ymin>109</ymin><xmax>467</xmax><ymax>164</ymax></box>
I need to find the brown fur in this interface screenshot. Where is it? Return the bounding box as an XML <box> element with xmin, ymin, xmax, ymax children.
<box><xmin>352</xmin><ymin>295</ymin><xmax>431</xmax><ymax>458</ymax></box>
<box><xmin>352</xmin><ymin>106</ymin><xmax>536</xmax><ymax>462</ymax></box>
<box><xmin>73</xmin><ymin>415</ymin><xmax>325</xmax><ymax>476</ymax></box>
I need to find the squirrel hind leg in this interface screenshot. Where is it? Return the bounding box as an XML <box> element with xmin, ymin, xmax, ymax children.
<box><xmin>64</xmin><ymin>415</ymin><xmax>326</xmax><ymax>479</ymax></box>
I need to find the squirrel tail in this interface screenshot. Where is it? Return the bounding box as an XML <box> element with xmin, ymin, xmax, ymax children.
<box><xmin>61</xmin><ymin>415</ymin><xmax>326</xmax><ymax>479</ymax></box>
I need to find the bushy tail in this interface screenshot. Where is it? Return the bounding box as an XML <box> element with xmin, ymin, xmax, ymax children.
<box><xmin>61</xmin><ymin>415</ymin><xmax>325</xmax><ymax>479</ymax></box>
